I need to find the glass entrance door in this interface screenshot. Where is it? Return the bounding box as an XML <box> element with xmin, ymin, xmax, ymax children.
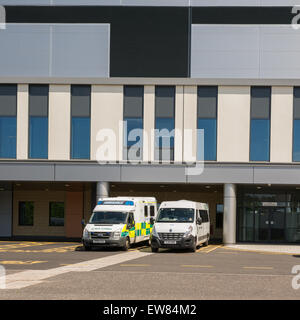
<box><xmin>257</xmin><ymin>207</ymin><xmax>285</xmax><ymax>242</ymax></box>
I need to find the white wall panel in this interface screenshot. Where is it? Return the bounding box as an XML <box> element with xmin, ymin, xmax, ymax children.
<box><xmin>217</xmin><ymin>86</ymin><xmax>250</xmax><ymax>162</ymax></box>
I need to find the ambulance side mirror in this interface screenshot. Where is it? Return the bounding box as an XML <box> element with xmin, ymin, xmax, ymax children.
<box><xmin>150</xmin><ymin>218</ymin><xmax>155</xmax><ymax>225</ymax></box>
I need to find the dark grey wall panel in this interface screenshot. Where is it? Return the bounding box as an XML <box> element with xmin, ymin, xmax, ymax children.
<box><xmin>121</xmin><ymin>165</ymin><xmax>187</xmax><ymax>183</ymax></box>
<box><xmin>0</xmin><ymin>163</ymin><xmax>54</xmax><ymax>181</ymax></box>
<box><xmin>54</xmin><ymin>164</ymin><xmax>121</xmax><ymax>182</ymax></box>
<box><xmin>0</xmin><ymin>190</ymin><xmax>12</xmax><ymax>237</ymax></box>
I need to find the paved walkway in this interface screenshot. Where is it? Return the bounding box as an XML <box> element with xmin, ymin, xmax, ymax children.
<box><xmin>225</xmin><ymin>244</ymin><xmax>300</xmax><ymax>255</ymax></box>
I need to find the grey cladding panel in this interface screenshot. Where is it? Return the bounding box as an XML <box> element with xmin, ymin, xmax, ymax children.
<box><xmin>55</xmin><ymin>164</ymin><xmax>121</xmax><ymax>182</ymax></box>
<box><xmin>29</xmin><ymin>84</ymin><xmax>48</xmax><ymax>117</ymax></box>
<box><xmin>155</xmin><ymin>86</ymin><xmax>175</xmax><ymax>118</ymax></box>
<box><xmin>254</xmin><ymin>166</ymin><xmax>300</xmax><ymax>184</ymax></box>
<box><xmin>123</xmin><ymin>86</ymin><xmax>144</xmax><ymax>118</ymax></box>
<box><xmin>52</xmin><ymin>24</ymin><xmax>110</xmax><ymax>78</ymax></box>
<box><xmin>121</xmin><ymin>165</ymin><xmax>186</xmax><ymax>183</ymax></box>
<box><xmin>191</xmin><ymin>25</ymin><xmax>260</xmax><ymax>79</ymax></box>
<box><xmin>0</xmin><ymin>163</ymin><xmax>54</xmax><ymax>181</ymax></box>
<box><xmin>0</xmin><ymin>24</ymin><xmax>110</xmax><ymax>79</ymax></box>
<box><xmin>197</xmin><ymin>86</ymin><xmax>217</xmax><ymax>118</ymax></box>
<box><xmin>71</xmin><ymin>85</ymin><xmax>91</xmax><ymax>117</ymax></box>
<box><xmin>250</xmin><ymin>87</ymin><xmax>271</xmax><ymax>119</ymax></box>
<box><xmin>0</xmin><ymin>84</ymin><xmax>17</xmax><ymax>116</ymax></box>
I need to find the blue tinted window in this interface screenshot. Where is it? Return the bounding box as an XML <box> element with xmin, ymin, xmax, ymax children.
<box><xmin>293</xmin><ymin>120</ymin><xmax>300</xmax><ymax>161</ymax></box>
<box><xmin>29</xmin><ymin>117</ymin><xmax>48</xmax><ymax>159</ymax></box>
<box><xmin>197</xmin><ymin>118</ymin><xmax>217</xmax><ymax>161</ymax></box>
<box><xmin>250</xmin><ymin>119</ymin><xmax>270</xmax><ymax>161</ymax></box>
<box><xmin>124</xmin><ymin>118</ymin><xmax>143</xmax><ymax>147</ymax></box>
<box><xmin>155</xmin><ymin>118</ymin><xmax>175</xmax><ymax>148</ymax></box>
<box><xmin>0</xmin><ymin>117</ymin><xmax>16</xmax><ymax>158</ymax></box>
<box><xmin>71</xmin><ymin>117</ymin><xmax>90</xmax><ymax>159</ymax></box>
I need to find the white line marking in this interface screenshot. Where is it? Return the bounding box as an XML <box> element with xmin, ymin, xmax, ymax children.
<box><xmin>4</xmin><ymin>251</ymin><xmax>152</xmax><ymax>290</ymax></box>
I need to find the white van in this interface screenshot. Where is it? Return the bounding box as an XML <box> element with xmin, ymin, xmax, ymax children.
<box><xmin>82</xmin><ymin>197</ymin><xmax>157</xmax><ymax>251</ymax></box>
<box><xmin>150</xmin><ymin>200</ymin><xmax>210</xmax><ymax>252</ymax></box>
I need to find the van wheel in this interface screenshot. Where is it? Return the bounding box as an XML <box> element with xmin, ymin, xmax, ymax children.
<box><xmin>203</xmin><ymin>236</ymin><xmax>209</xmax><ymax>247</ymax></box>
<box><xmin>123</xmin><ymin>238</ymin><xmax>130</xmax><ymax>251</ymax></box>
<box><xmin>190</xmin><ymin>239</ymin><xmax>197</xmax><ymax>252</ymax></box>
<box><xmin>84</xmin><ymin>245</ymin><xmax>91</xmax><ymax>251</ymax></box>
<box><xmin>151</xmin><ymin>247</ymin><xmax>159</xmax><ymax>253</ymax></box>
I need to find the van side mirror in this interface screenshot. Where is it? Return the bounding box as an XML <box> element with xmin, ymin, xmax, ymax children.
<box><xmin>150</xmin><ymin>218</ymin><xmax>155</xmax><ymax>225</ymax></box>
<box><xmin>81</xmin><ymin>219</ymin><xmax>86</xmax><ymax>226</ymax></box>
<box><xmin>197</xmin><ymin>217</ymin><xmax>202</xmax><ymax>225</ymax></box>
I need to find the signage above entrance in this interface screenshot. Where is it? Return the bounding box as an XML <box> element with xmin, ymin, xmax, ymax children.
<box><xmin>262</xmin><ymin>202</ymin><xmax>278</xmax><ymax>207</ymax></box>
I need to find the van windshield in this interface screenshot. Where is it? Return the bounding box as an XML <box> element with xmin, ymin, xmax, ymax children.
<box><xmin>89</xmin><ymin>211</ymin><xmax>128</xmax><ymax>224</ymax></box>
<box><xmin>156</xmin><ymin>208</ymin><xmax>195</xmax><ymax>223</ymax></box>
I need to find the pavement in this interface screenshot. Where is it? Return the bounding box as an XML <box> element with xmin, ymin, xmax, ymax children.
<box><xmin>0</xmin><ymin>241</ymin><xmax>300</xmax><ymax>300</ymax></box>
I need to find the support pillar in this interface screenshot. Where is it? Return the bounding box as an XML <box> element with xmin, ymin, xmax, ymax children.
<box><xmin>223</xmin><ymin>183</ymin><xmax>237</xmax><ymax>244</ymax></box>
<box><xmin>96</xmin><ymin>182</ymin><xmax>109</xmax><ymax>201</ymax></box>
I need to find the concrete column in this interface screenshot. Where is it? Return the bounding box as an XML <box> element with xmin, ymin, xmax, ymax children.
<box><xmin>223</xmin><ymin>183</ymin><xmax>237</xmax><ymax>244</ymax></box>
<box><xmin>96</xmin><ymin>182</ymin><xmax>110</xmax><ymax>201</ymax></box>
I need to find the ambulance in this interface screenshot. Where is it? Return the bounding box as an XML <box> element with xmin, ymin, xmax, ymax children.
<box><xmin>82</xmin><ymin>197</ymin><xmax>157</xmax><ymax>251</ymax></box>
<box><xmin>150</xmin><ymin>200</ymin><xmax>210</xmax><ymax>252</ymax></box>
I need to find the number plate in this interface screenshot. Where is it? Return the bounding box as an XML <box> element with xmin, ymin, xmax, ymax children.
<box><xmin>93</xmin><ymin>239</ymin><xmax>106</xmax><ymax>244</ymax></box>
<box><xmin>164</xmin><ymin>240</ymin><xmax>177</xmax><ymax>245</ymax></box>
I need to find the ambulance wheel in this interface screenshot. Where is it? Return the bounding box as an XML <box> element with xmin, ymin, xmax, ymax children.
<box><xmin>151</xmin><ymin>246</ymin><xmax>159</xmax><ymax>253</ymax></box>
<box><xmin>123</xmin><ymin>237</ymin><xmax>130</xmax><ymax>251</ymax></box>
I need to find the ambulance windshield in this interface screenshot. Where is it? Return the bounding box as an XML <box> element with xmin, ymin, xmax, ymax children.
<box><xmin>90</xmin><ymin>211</ymin><xmax>128</xmax><ymax>224</ymax></box>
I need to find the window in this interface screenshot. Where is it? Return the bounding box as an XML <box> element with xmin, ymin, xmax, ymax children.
<box><xmin>71</xmin><ymin>85</ymin><xmax>91</xmax><ymax>159</ymax></box>
<box><xmin>29</xmin><ymin>85</ymin><xmax>48</xmax><ymax>159</ymax></box>
<box><xmin>0</xmin><ymin>85</ymin><xmax>17</xmax><ymax>159</ymax></box>
<box><xmin>150</xmin><ymin>206</ymin><xmax>155</xmax><ymax>217</ymax></box>
<box><xmin>19</xmin><ymin>202</ymin><xmax>34</xmax><ymax>226</ymax></box>
<box><xmin>49</xmin><ymin>202</ymin><xmax>64</xmax><ymax>226</ymax></box>
<box><xmin>123</xmin><ymin>86</ymin><xmax>144</xmax><ymax>161</ymax></box>
<box><xmin>155</xmin><ymin>86</ymin><xmax>175</xmax><ymax>161</ymax></box>
<box><xmin>250</xmin><ymin>87</ymin><xmax>271</xmax><ymax>161</ymax></box>
<box><xmin>199</xmin><ymin>210</ymin><xmax>209</xmax><ymax>223</ymax></box>
<box><xmin>144</xmin><ymin>206</ymin><xmax>148</xmax><ymax>217</ymax></box>
<box><xmin>197</xmin><ymin>86</ymin><xmax>217</xmax><ymax>161</ymax></box>
<box><xmin>216</xmin><ymin>204</ymin><xmax>224</xmax><ymax>229</ymax></box>
<box><xmin>293</xmin><ymin>87</ymin><xmax>300</xmax><ymax>161</ymax></box>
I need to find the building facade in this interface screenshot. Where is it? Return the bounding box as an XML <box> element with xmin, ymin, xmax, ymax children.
<box><xmin>1</xmin><ymin>1</ymin><xmax>300</xmax><ymax>243</ymax></box>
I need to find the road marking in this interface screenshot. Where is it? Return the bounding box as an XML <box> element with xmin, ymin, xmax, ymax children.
<box><xmin>1</xmin><ymin>261</ymin><xmax>48</xmax><ymax>265</ymax></box>
<box><xmin>4</xmin><ymin>251</ymin><xmax>153</xmax><ymax>290</ymax></box>
<box><xmin>0</xmin><ymin>245</ymin><xmax>79</xmax><ymax>253</ymax></box>
<box><xmin>120</xmin><ymin>264</ymin><xmax>150</xmax><ymax>267</ymax></box>
<box><xmin>181</xmin><ymin>265</ymin><xmax>214</xmax><ymax>268</ymax></box>
<box><xmin>197</xmin><ymin>245</ymin><xmax>222</xmax><ymax>253</ymax></box>
<box><xmin>243</xmin><ymin>266</ymin><xmax>274</xmax><ymax>270</ymax></box>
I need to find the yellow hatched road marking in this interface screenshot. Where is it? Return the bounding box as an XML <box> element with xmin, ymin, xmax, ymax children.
<box><xmin>0</xmin><ymin>245</ymin><xmax>79</xmax><ymax>253</ymax></box>
<box><xmin>197</xmin><ymin>244</ymin><xmax>223</xmax><ymax>253</ymax></box>
<box><xmin>1</xmin><ymin>261</ymin><xmax>48</xmax><ymax>265</ymax></box>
